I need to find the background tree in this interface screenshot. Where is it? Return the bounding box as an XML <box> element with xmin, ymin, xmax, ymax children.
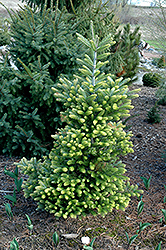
<box><xmin>20</xmin><ymin>0</ymin><xmax>92</xmax><ymax>12</ymax></box>
<box><xmin>0</xmin><ymin>0</ymin><xmax>140</xmax><ymax>157</ymax></box>
<box><xmin>105</xmin><ymin>24</ymin><xmax>140</xmax><ymax>80</ymax></box>
<box><xmin>0</xmin><ymin>4</ymin><xmax>83</xmax><ymax>157</ymax></box>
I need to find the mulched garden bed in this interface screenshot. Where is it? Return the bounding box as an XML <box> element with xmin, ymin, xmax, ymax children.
<box><xmin>0</xmin><ymin>85</ymin><xmax>166</xmax><ymax>250</ymax></box>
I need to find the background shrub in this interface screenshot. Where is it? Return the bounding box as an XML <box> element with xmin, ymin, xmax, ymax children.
<box><xmin>152</xmin><ymin>55</ymin><xmax>166</xmax><ymax>68</ymax></box>
<box><xmin>156</xmin><ymin>79</ymin><xmax>166</xmax><ymax>106</ymax></box>
<box><xmin>0</xmin><ymin>59</ymin><xmax>62</xmax><ymax>157</ymax></box>
<box><xmin>0</xmin><ymin>5</ymin><xmax>82</xmax><ymax>157</ymax></box>
<box><xmin>20</xmin><ymin>0</ymin><xmax>91</xmax><ymax>12</ymax></box>
<box><xmin>105</xmin><ymin>23</ymin><xmax>140</xmax><ymax>81</ymax></box>
<box><xmin>158</xmin><ymin>96</ymin><xmax>166</xmax><ymax>106</ymax></box>
<box><xmin>147</xmin><ymin>103</ymin><xmax>161</xmax><ymax>124</ymax></box>
<box><xmin>142</xmin><ymin>72</ymin><xmax>163</xmax><ymax>88</ymax></box>
<box><xmin>0</xmin><ymin>1</ymin><xmax>140</xmax><ymax>157</ymax></box>
<box><xmin>9</xmin><ymin>6</ymin><xmax>80</xmax><ymax>82</ymax></box>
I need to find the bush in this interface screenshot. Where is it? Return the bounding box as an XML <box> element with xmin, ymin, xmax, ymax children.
<box><xmin>156</xmin><ymin>80</ymin><xmax>166</xmax><ymax>106</ymax></box>
<box><xmin>0</xmin><ymin>5</ymin><xmax>82</xmax><ymax>157</ymax></box>
<box><xmin>106</xmin><ymin>23</ymin><xmax>141</xmax><ymax>81</ymax></box>
<box><xmin>0</xmin><ymin>2</ymin><xmax>140</xmax><ymax>157</ymax></box>
<box><xmin>18</xmin><ymin>25</ymin><xmax>141</xmax><ymax>218</ymax></box>
<box><xmin>158</xmin><ymin>95</ymin><xmax>166</xmax><ymax>106</ymax></box>
<box><xmin>147</xmin><ymin>103</ymin><xmax>161</xmax><ymax>124</ymax></box>
<box><xmin>142</xmin><ymin>72</ymin><xmax>163</xmax><ymax>88</ymax></box>
<box><xmin>0</xmin><ymin>58</ymin><xmax>63</xmax><ymax>157</ymax></box>
<box><xmin>9</xmin><ymin>5</ymin><xmax>80</xmax><ymax>82</ymax></box>
<box><xmin>152</xmin><ymin>55</ymin><xmax>166</xmax><ymax>68</ymax></box>
<box><xmin>20</xmin><ymin>0</ymin><xmax>91</xmax><ymax>12</ymax></box>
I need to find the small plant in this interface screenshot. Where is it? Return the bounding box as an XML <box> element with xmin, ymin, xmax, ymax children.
<box><xmin>158</xmin><ymin>56</ymin><xmax>166</xmax><ymax>68</ymax></box>
<box><xmin>156</xmin><ymin>79</ymin><xmax>166</xmax><ymax>106</ymax></box>
<box><xmin>163</xmin><ymin>184</ymin><xmax>166</xmax><ymax>203</ymax></box>
<box><xmin>25</xmin><ymin>214</ymin><xmax>33</xmax><ymax>235</ymax></box>
<box><xmin>158</xmin><ymin>95</ymin><xmax>166</xmax><ymax>106</ymax></box>
<box><xmin>53</xmin><ymin>231</ymin><xmax>59</xmax><ymax>248</ymax></box>
<box><xmin>14</xmin><ymin>178</ymin><xmax>23</xmax><ymax>193</ymax></box>
<box><xmin>4</xmin><ymin>166</ymin><xmax>23</xmax><ymax>192</ymax></box>
<box><xmin>83</xmin><ymin>237</ymin><xmax>96</xmax><ymax>250</ymax></box>
<box><xmin>4</xmin><ymin>188</ymin><xmax>17</xmax><ymax>206</ymax></box>
<box><xmin>161</xmin><ymin>209</ymin><xmax>166</xmax><ymax>224</ymax></box>
<box><xmin>125</xmin><ymin>232</ymin><xmax>138</xmax><ymax>250</ymax></box>
<box><xmin>137</xmin><ymin>196</ymin><xmax>144</xmax><ymax>216</ymax></box>
<box><xmin>4</xmin><ymin>203</ymin><xmax>13</xmax><ymax>220</ymax></box>
<box><xmin>136</xmin><ymin>222</ymin><xmax>151</xmax><ymax>234</ymax></box>
<box><xmin>10</xmin><ymin>238</ymin><xmax>19</xmax><ymax>250</ymax></box>
<box><xmin>4</xmin><ymin>166</ymin><xmax>19</xmax><ymax>179</ymax></box>
<box><xmin>142</xmin><ymin>72</ymin><xmax>163</xmax><ymax>88</ymax></box>
<box><xmin>155</xmin><ymin>241</ymin><xmax>162</xmax><ymax>250</ymax></box>
<box><xmin>125</xmin><ymin>220</ymin><xmax>151</xmax><ymax>250</ymax></box>
<box><xmin>147</xmin><ymin>103</ymin><xmax>161</xmax><ymax>124</ymax></box>
<box><xmin>140</xmin><ymin>175</ymin><xmax>152</xmax><ymax>190</ymax></box>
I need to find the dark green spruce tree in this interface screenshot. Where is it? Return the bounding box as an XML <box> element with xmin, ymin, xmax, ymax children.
<box><xmin>0</xmin><ymin>4</ymin><xmax>82</xmax><ymax>157</ymax></box>
<box><xmin>20</xmin><ymin>0</ymin><xmax>91</xmax><ymax>12</ymax></box>
<box><xmin>0</xmin><ymin>1</ymin><xmax>141</xmax><ymax>157</ymax></box>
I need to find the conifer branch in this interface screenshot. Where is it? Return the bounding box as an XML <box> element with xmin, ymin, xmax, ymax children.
<box><xmin>69</xmin><ymin>0</ymin><xmax>76</xmax><ymax>15</ymax></box>
<box><xmin>92</xmin><ymin>51</ymin><xmax>97</xmax><ymax>86</ymax></box>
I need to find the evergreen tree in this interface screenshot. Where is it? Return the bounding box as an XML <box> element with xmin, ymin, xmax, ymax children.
<box><xmin>107</xmin><ymin>24</ymin><xmax>141</xmax><ymax>81</ymax></box>
<box><xmin>20</xmin><ymin>0</ymin><xmax>91</xmax><ymax>13</ymax></box>
<box><xmin>18</xmin><ymin>23</ymin><xmax>141</xmax><ymax>218</ymax></box>
<box><xmin>0</xmin><ymin>57</ymin><xmax>62</xmax><ymax>157</ymax></box>
<box><xmin>8</xmin><ymin>5</ymin><xmax>81</xmax><ymax>82</ymax></box>
<box><xmin>0</xmin><ymin>5</ymin><xmax>82</xmax><ymax>157</ymax></box>
<box><xmin>0</xmin><ymin>1</ymin><xmax>140</xmax><ymax>157</ymax></box>
<box><xmin>73</xmin><ymin>0</ymin><xmax>118</xmax><ymax>38</ymax></box>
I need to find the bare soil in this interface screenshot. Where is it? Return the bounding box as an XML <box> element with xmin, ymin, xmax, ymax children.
<box><xmin>0</xmin><ymin>84</ymin><xmax>166</xmax><ymax>250</ymax></box>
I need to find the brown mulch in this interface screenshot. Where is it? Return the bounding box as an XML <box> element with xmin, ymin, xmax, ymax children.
<box><xmin>0</xmin><ymin>85</ymin><xmax>166</xmax><ymax>250</ymax></box>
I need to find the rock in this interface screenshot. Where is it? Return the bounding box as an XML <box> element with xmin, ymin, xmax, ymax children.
<box><xmin>61</xmin><ymin>233</ymin><xmax>79</xmax><ymax>239</ymax></box>
<box><xmin>140</xmin><ymin>57</ymin><xmax>147</xmax><ymax>63</ymax></box>
<box><xmin>136</xmin><ymin>132</ymin><xmax>143</xmax><ymax>138</ymax></box>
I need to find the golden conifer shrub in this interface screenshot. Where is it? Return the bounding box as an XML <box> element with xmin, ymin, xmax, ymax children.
<box><xmin>18</xmin><ymin>22</ymin><xmax>142</xmax><ymax>218</ymax></box>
